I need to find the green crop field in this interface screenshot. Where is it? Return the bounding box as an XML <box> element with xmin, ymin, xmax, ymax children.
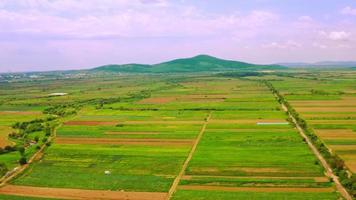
<box><xmin>0</xmin><ymin>69</ymin><xmax>354</xmax><ymax>199</ymax></box>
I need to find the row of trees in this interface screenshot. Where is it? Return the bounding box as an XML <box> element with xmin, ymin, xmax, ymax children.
<box><xmin>43</xmin><ymin>104</ymin><xmax>79</xmax><ymax>117</ymax></box>
<box><xmin>263</xmin><ymin>80</ymin><xmax>356</xmax><ymax>197</ymax></box>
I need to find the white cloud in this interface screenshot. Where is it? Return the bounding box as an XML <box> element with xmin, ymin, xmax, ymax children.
<box><xmin>298</xmin><ymin>15</ymin><xmax>313</xmax><ymax>22</ymax></box>
<box><xmin>262</xmin><ymin>40</ymin><xmax>302</xmax><ymax>49</ymax></box>
<box><xmin>319</xmin><ymin>31</ymin><xmax>351</xmax><ymax>41</ymax></box>
<box><xmin>341</xmin><ymin>6</ymin><xmax>356</xmax><ymax>16</ymax></box>
<box><xmin>312</xmin><ymin>42</ymin><xmax>327</xmax><ymax>49</ymax></box>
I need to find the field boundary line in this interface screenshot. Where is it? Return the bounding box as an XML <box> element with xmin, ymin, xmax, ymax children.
<box><xmin>0</xmin><ymin>184</ymin><xmax>167</xmax><ymax>200</ymax></box>
<box><xmin>276</xmin><ymin>95</ymin><xmax>352</xmax><ymax>200</ymax></box>
<box><xmin>166</xmin><ymin>112</ymin><xmax>212</xmax><ymax>200</ymax></box>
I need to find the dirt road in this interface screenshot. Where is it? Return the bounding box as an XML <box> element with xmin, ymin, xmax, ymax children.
<box><xmin>166</xmin><ymin>112</ymin><xmax>212</xmax><ymax>200</ymax></box>
<box><xmin>280</xmin><ymin>102</ymin><xmax>352</xmax><ymax>200</ymax></box>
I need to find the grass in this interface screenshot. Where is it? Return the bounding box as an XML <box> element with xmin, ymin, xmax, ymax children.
<box><xmin>172</xmin><ymin>190</ymin><xmax>340</xmax><ymax>200</ymax></box>
<box><xmin>12</xmin><ymin>144</ymin><xmax>190</xmax><ymax>192</ymax></box>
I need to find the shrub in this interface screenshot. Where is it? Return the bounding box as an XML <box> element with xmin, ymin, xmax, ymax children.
<box><xmin>34</xmin><ymin>136</ymin><xmax>40</xmax><ymax>142</ymax></box>
<box><xmin>17</xmin><ymin>146</ymin><xmax>25</xmax><ymax>155</ymax></box>
<box><xmin>19</xmin><ymin>157</ymin><xmax>27</xmax><ymax>165</ymax></box>
<box><xmin>0</xmin><ymin>162</ymin><xmax>8</xmax><ymax>176</ymax></box>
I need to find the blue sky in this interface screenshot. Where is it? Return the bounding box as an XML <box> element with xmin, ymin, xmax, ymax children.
<box><xmin>0</xmin><ymin>0</ymin><xmax>355</xmax><ymax>72</ymax></box>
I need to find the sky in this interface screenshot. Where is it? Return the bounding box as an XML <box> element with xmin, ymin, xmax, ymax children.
<box><xmin>0</xmin><ymin>0</ymin><xmax>356</xmax><ymax>72</ymax></box>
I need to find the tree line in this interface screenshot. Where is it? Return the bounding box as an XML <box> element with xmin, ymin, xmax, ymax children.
<box><xmin>263</xmin><ymin>80</ymin><xmax>356</xmax><ymax>197</ymax></box>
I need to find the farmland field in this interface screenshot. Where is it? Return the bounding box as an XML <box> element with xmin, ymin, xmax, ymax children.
<box><xmin>0</xmin><ymin>72</ymin><xmax>353</xmax><ymax>199</ymax></box>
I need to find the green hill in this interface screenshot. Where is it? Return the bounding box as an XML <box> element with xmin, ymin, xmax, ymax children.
<box><xmin>92</xmin><ymin>55</ymin><xmax>285</xmax><ymax>73</ymax></box>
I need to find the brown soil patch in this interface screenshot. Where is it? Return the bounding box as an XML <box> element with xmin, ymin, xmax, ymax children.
<box><xmin>105</xmin><ymin>132</ymin><xmax>160</xmax><ymax>135</ymax></box>
<box><xmin>344</xmin><ymin>161</ymin><xmax>356</xmax><ymax>173</ymax></box>
<box><xmin>315</xmin><ymin>129</ymin><xmax>356</xmax><ymax>139</ymax></box>
<box><xmin>0</xmin><ymin>185</ymin><xmax>167</xmax><ymax>200</ymax></box>
<box><xmin>178</xmin><ymin>185</ymin><xmax>334</xmax><ymax>193</ymax></box>
<box><xmin>233</xmin><ymin>167</ymin><xmax>289</xmax><ymax>173</ymax></box>
<box><xmin>0</xmin><ymin>137</ymin><xmax>8</xmax><ymax>148</ymax></box>
<box><xmin>176</xmin><ymin>95</ymin><xmax>226</xmax><ymax>102</ymax></box>
<box><xmin>182</xmin><ymin>95</ymin><xmax>228</xmax><ymax>99</ymax></box>
<box><xmin>0</xmin><ymin>126</ymin><xmax>13</xmax><ymax>148</ymax></box>
<box><xmin>302</xmin><ymin>113</ymin><xmax>356</xmax><ymax>118</ymax></box>
<box><xmin>64</xmin><ymin>121</ymin><xmax>118</xmax><ymax>126</ymax></box>
<box><xmin>290</xmin><ymin>100</ymin><xmax>356</xmax><ymax>107</ymax></box>
<box><xmin>310</xmin><ymin>120</ymin><xmax>356</xmax><ymax>125</ymax></box>
<box><xmin>209</xmin><ymin>119</ymin><xmax>286</xmax><ymax>124</ymax></box>
<box><xmin>121</xmin><ymin>121</ymin><xmax>204</xmax><ymax>125</ymax></box>
<box><xmin>56</xmin><ymin>137</ymin><xmax>194</xmax><ymax>146</ymax></box>
<box><xmin>328</xmin><ymin>145</ymin><xmax>356</xmax><ymax>151</ymax></box>
<box><xmin>0</xmin><ymin>111</ymin><xmax>42</xmax><ymax>115</ymax></box>
<box><xmin>138</xmin><ymin>97</ymin><xmax>176</xmax><ymax>104</ymax></box>
<box><xmin>295</xmin><ymin>107</ymin><xmax>356</xmax><ymax>112</ymax></box>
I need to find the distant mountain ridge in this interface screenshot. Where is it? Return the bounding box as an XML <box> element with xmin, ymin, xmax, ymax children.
<box><xmin>277</xmin><ymin>61</ymin><xmax>356</xmax><ymax>68</ymax></box>
<box><xmin>92</xmin><ymin>55</ymin><xmax>285</xmax><ymax>73</ymax></box>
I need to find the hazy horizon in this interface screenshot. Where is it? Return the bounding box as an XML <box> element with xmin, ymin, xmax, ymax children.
<box><xmin>1</xmin><ymin>0</ymin><xmax>356</xmax><ymax>73</ymax></box>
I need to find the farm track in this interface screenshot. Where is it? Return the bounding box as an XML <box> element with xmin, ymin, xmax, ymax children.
<box><xmin>279</xmin><ymin>98</ymin><xmax>352</xmax><ymax>200</ymax></box>
<box><xmin>0</xmin><ymin>185</ymin><xmax>167</xmax><ymax>200</ymax></box>
<box><xmin>166</xmin><ymin>112</ymin><xmax>212</xmax><ymax>200</ymax></box>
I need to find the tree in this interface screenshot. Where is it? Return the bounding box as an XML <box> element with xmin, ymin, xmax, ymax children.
<box><xmin>18</xmin><ymin>146</ymin><xmax>25</xmax><ymax>156</ymax></box>
<box><xmin>19</xmin><ymin>156</ymin><xmax>27</xmax><ymax>165</ymax></box>
<box><xmin>0</xmin><ymin>162</ymin><xmax>8</xmax><ymax>176</ymax></box>
<box><xmin>34</xmin><ymin>136</ymin><xmax>40</xmax><ymax>143</ymax></box>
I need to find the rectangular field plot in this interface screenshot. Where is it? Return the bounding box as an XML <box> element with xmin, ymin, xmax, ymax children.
<box><xmin>172</xmin><ymin>189</ymin><xmax>340</xmax><ymax>200</ymax></box>
<box><xmin>12</xmin><ymin>143</ymin><xmax>190</xmax><ymax>192</ymax></box>
<box><xmin>185</xmin><ymin>128</ymin><xmax>324</xmax><ymax>177</ymax></box>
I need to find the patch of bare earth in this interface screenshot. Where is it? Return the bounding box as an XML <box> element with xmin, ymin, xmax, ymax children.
<box><xmin>56</xmin><ymin>137</ymin><xmax>194</xmax><ymax>146</ymax></box>
<box><xmin>290</xmin><ymin>100</ymin><xmax>356</xmax><ymax>107</ymax></box>
<box><xmin>315</xmin><ymin>129</ymin><xmax>356</xmax><ymax>139</ymax></box>
<box><xmin>209</xmin><ymin>119</ymin><xmax>287</xmax><ymax>124</ymax></box>
<box><xmin>0</xmin><ymin>185</ymin><xmax>167</xmax><ymax>200</ymax></box>
<box><xmin>0</xmin><ymin>111</ymin><xmax>42</xmax><ymax>115</ymax></box>
<box><xmin>64</xmin><ymin>121</ymin><xmax>118</xmax><ymax>126</ymax></box>
<box><xmin>302</xmin><ymin>113</ymin><xmax>356</xmax><ymax>118</ymax></box>
<box><xmin>295</xmin><ymin>107</ymin><xmax>356</xmax><ymax>112</ymax></box>
<box><xmin>0</xmin><ymin>138</ymin><xmax>8</xmax><ymax>148</ymax></box>
<box><xmin>121</xmin><ymin>121</ymin><xmax>203</xmax><ymax>125</ymax></box>
<box><xmin>178</xmin><ymin>185</ymin><xmax>334</xmax><ymax>192</ymax></box>
<box><xmin>138</xmin><ymin>97</ymin><xmax>176</xmax><ymax>104</ymax></box>
<box><xmin>0</xmin><ymin>126</ymin><xmax>13</xmax><ymax>147</ymax></box>
<box><xmin>329</xmin><ymin>145</ymin><xmax>356</xmax><ymax>151</ymax></box>
<box><xmin>310</xmin><ymin>120</ymin><xmax>356</xmax><ymax>125</ymax></box>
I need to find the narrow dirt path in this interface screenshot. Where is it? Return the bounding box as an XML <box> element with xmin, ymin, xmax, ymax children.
<box><xmin>0</xmin><ymin>185</ymin><xmax>167</xmax><ymax>200</ymax></box>
<box><xmin>279</xmin><ymin>102</ymin><xmax>352</xmax><ymax>200</ymax></box>
<box><xmin>166</xmin><ymin>112</ymin><xmax>212</xmax><ymax>200</ymax></box>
